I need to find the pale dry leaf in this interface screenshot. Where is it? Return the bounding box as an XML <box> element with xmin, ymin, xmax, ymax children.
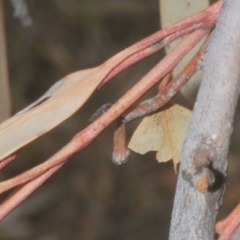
<box><xmin>0</xmin><ymin>66</ymin><xmax>104</xmax><ymax>160</ymax></box>
<box><xmin>128</xmin><ymin>102</ymin><xmax>191</xmax><ymax>170</ymax></box>
<box><xmin>0</xmin><ymin>30</ymin><xmax>159</xmax><ymax>161</ymax></box>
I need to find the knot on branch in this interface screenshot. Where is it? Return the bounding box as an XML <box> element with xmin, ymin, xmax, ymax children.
<box><xmin>182</xmin><ymin>149</ymin><xmax>225</xmax><ymax>200</ymax></box>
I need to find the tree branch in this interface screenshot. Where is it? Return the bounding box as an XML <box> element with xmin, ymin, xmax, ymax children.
<box><xmin>0</xmin><ymin>29</ymin><xmax>208</xmax><ymax>196</ymax></box>
<box><xmin>169</xmin><ymin>0</ymin><xmax>240</xmax><ymax>239</ymax></box>
<box><xmin>0</xmin><ymin>1</ymin><xmax>221</xmax><ymax>221</ymax></box>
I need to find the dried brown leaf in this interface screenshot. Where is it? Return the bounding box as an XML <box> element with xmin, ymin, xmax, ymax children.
<box><xmin>128</xmin><ymin>102</ymin><xmax>191</xmax><ymax>170</ymax></box>
<box><xmin>0</xmin><ymin>67</ymin><xmax>103</xmax><ymax>160</ymax></box>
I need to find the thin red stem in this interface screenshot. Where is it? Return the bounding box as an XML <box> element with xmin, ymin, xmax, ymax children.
<box><xmin>0</xmin><ymin>29</ymin><xmax>208</xmax><ymax>197</ymax></box>
<box><xmin>0</xmin><ymin>1</ymin><xmax>222</xmax><ymax>219</ymax></box>
<box><xmin>101</xmin><ymin>1</ymin><xmax>221</xmax><ymax>85</ymax></box>
<box><xmin>123</xmin><ymin>37</ymin><xmax>208</xmax><ymax>122</ymax></box>
<box><xmin>0</xmin><ymin>154</ymin><xmax>16</xmax><ymax>170</ymax></box>
<box><xmin>216</xmin><ymin>203</ymin><xmax>240</xmax><ymax>240</ymax></box>
<box><xmin>101</xmin><ymin>23</ymin><xmax>202</xmax><ymax>86</ymax></box>
<box><xmin>0</xmin><ymin>163</ymin><xmax>63</xmax><ymax>220</ymax></box>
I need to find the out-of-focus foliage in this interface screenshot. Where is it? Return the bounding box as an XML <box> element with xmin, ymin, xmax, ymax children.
<box><xmin>0</xmin><ymin>1</ymin><xmax>11</xmax><ymax>123</ymax></box>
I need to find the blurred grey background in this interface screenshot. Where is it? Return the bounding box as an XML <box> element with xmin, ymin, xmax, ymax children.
<box><xmin>0</xmin><ymin>0</ymin><xmax>240</xmax><ymax>239</ymax></box>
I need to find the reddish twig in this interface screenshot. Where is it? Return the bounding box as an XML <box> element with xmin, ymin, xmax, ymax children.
<box><xmin>216</xmin><ymin>203</ymin><xmax>240</xmax><ymax>240</ymax></box>
<box><xmin>0</xmin><ymin>1</ymin><xmax>222</xmax><ymax>220</ymax></box>
<box><xmin>123</xmin><ymin>37</ymin><xmax>208</xmax><ymax>122</ymax></box>
<box><xmin>0</xmin><ymin>29</ymin><xmax>209</xmax><ymax>216</ymax></box>
<box><xmin>0</xmin><ymin>1</ymin><xmax>220</xmax><ymax>163</ymax></box>
<box><xmin>0</xmin><ymin>163</ymin><xmax>63</xmax><ymax>220</ymax></box>
<box><xmin>0</xmin><ymin>154</ymin><xmax>17</xmax><ymax>170</ymax></box>
<box><xmin>111</xmin><ymin>39</ymin><xmax>208</xmax><ymax>168</ymax></box>
<box><xmin>100</xmin><ymin>1</ymin><xmax>222</xmax><ymax>86</ymax></box>
<box><xmin>102</xmin><ymin>24</ymin><xmax>201</xmax><ymax>86</ymax></box>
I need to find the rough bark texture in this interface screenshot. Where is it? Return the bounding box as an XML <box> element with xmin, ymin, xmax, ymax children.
<box><xmin>232</xmin><ymin>226</ymin><xmax>240</xmax><ymax>240</ymax></box>
<box><xmin>169</xmin><ymin>0</ymin><xmax>240</xmax><ymax>239</ymax></box>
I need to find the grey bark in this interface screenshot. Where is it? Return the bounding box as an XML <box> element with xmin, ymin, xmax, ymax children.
<box><xmin>169</xmin><ymin>0</ymin><xmax>240</xmax><ymax>239</ymax></box>
<box><xmin>231</xmin><ymin>225</ymin><xmax>240</xmax><ymax>240</ymax></box>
